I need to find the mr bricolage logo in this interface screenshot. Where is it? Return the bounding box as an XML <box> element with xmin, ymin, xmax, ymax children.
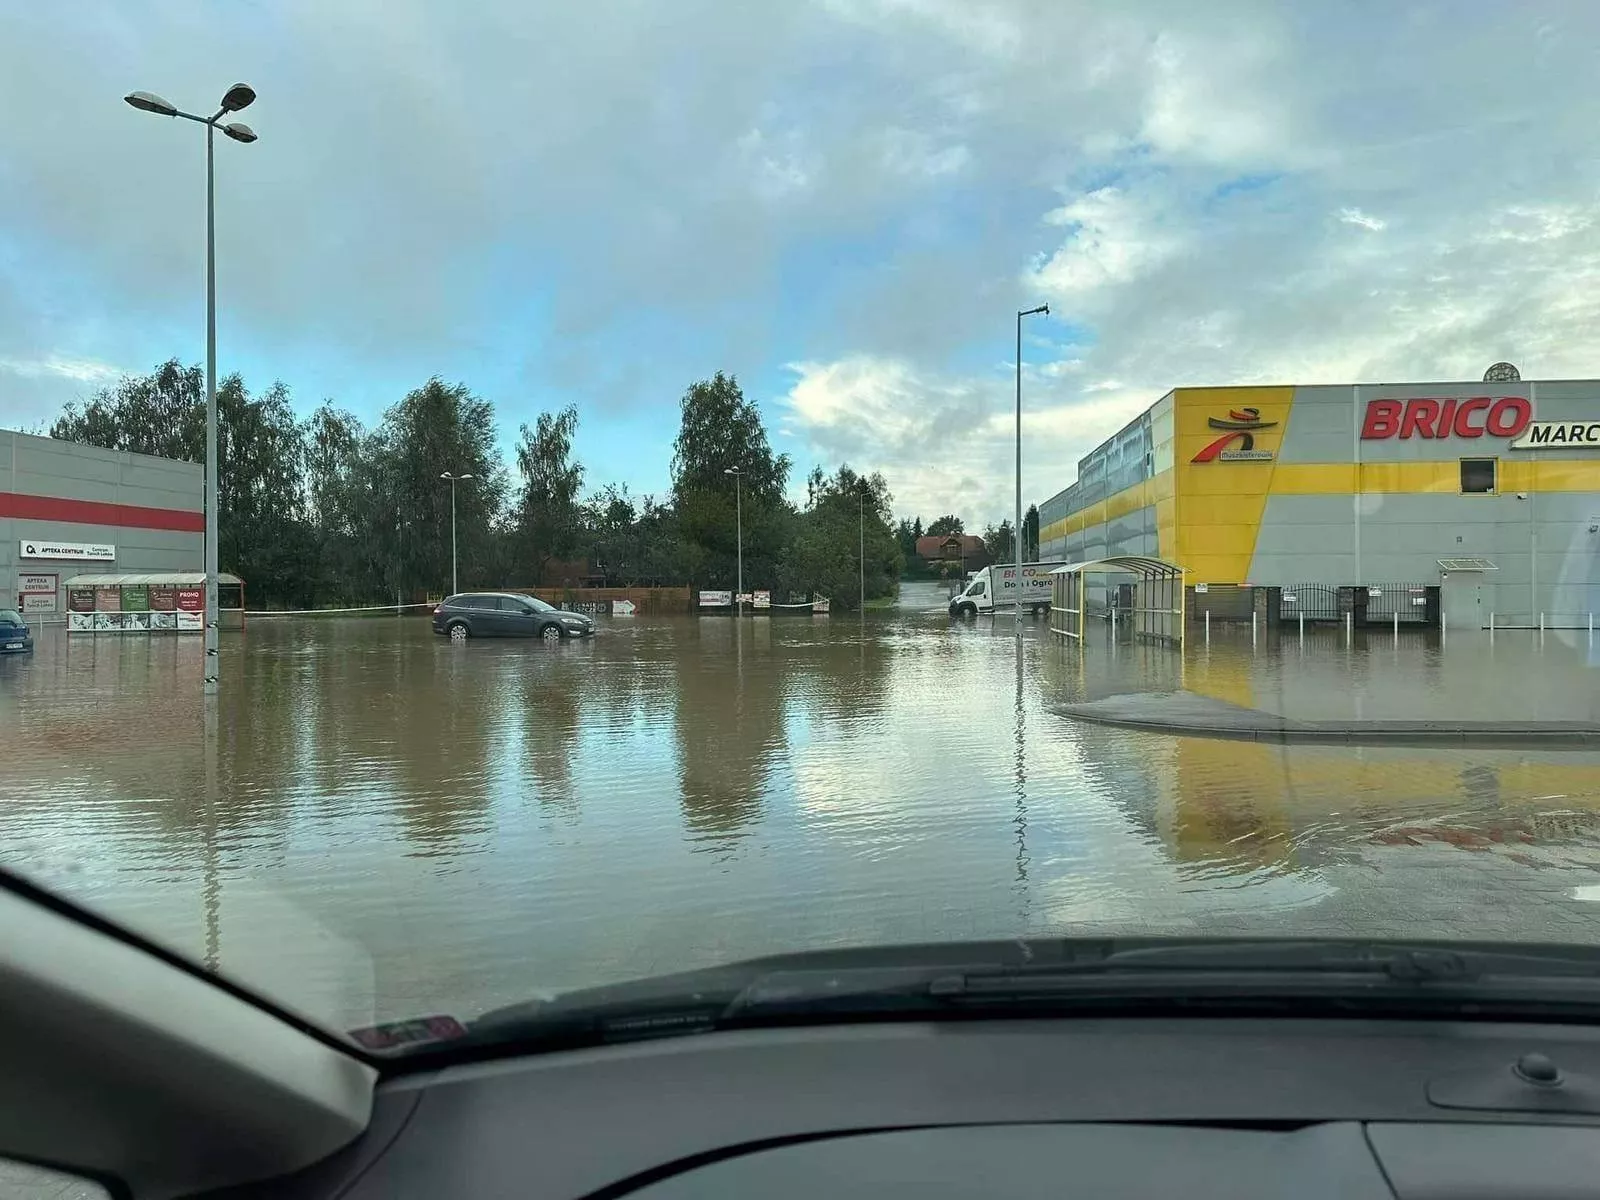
<box><xmin>1191</xmin><ymin>407</ymin><xmax>1278</xmax><ymax>463</ymax></box>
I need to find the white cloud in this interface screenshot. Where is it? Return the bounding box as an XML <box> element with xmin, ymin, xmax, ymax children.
<box><xmin>0</xmin><ymin>356</ymin><xmax>122</xmax><ymax>383</ymax></box>
<box><xmin>1031</xmin><ymin>186</ymin><xmax>1183</xmax><ymax>300</ymax></box>
<box><xmin>781</xmin><ymin>356</ymin><xmax>1150</xmax><ymax>524</ymax></box>
<box><xmin>8</xmin><ymin>0</ymin><xmax>1600</xmax><ymax>510</ymax></box>
<box><xmin>1337</xmin><ymin>207</ymin><xmax>1387</xmax><ymax>232</ymax></box>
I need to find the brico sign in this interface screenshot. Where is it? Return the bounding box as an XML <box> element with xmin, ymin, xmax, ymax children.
<box><xmin>1361</xmin><ymin>396</ymin><xmax>1600</xmax><ymax>449</ymax></box>
<box><xmin>1361</xmin><ymin>396</ymin><xmax>1530</xmax><ymax>442</ymax></box>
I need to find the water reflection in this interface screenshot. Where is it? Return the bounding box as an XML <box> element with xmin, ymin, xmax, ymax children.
<box><xmin>1</xmin><ymin>588</ymin><xmax>1599</xmax><ymax>1032</ymax></box>
<box><xmin>673</xmin><ymin>619</ymin><xmax>786</xmax><ymax>841</ymax></box>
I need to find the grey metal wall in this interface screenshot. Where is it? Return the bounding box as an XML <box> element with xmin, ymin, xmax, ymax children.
<box><xmin>1</xmin><ymin>431</ymin><xmax>204</xmax><ymax>614</ymax></box>
<box><xmin>1248</xmin><ymin>381</ymin><xmax>1600</xmax><ymax>625</ymax></box>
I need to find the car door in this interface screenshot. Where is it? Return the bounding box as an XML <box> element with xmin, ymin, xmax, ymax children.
<box><xmin>500</xmin><ymin>597</ymin><xmax>542</xmax><ymax>638</ymax></box>
<box><xmin>457</xmin><ymin>595</ymin><xmax>500</xmax><ymax>636</ymax></box>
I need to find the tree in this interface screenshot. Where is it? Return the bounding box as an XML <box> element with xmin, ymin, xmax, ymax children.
<box><xmin>513</xmin><ymin>405</ymin><xmax>584</xmax><ymax>584</ymax></box>
<box><xmin>671</xmin><ymin>372</ymin><xmax>792</xmax><ymax>586</ymax></box>
<box><xmin>894</xmin><ymin>517</ymin><xmax>918</xmax><ymax>560</ymax></box>
<box><xmin>1022</xmin><ymin>504</ymin><xmax>1040</xmax><ymax>562</ymax></box>
<box><xmin>50</xmin><ymin>360</ymin><xmax>320</xmax><ymax>606</ymax></box>
<box><xmin>582</xmin><ymin>484</ymin><xmax>638</xmax><ymax>584</ymax></box>
<box><xmin>983</xmin><ymin>518</ymin><xmax>1015</xmax><ymax>563</ymax></box>
<box><xmin>927</xmin><ymin>514</ymin><xmax>964</xmax><ymax>537</ymax></box>
<box><xmin>371</xmin><ymin>378</ymin><xmax>508</xmax><ymax>596</ymax></box>
<box><xmin>782</xmin><ymin>464</ymin><xmax>901</xmax><ymax>611</ymax></box>
<box><xmin>303</xmin><ymin>404</ymin><xmax>388</xmax><ymax>603</ymax></box>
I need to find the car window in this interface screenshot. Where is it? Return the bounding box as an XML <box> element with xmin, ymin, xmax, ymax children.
<box><xmin>463</xmin><ymin>596</ymin><xmax>501</xmax><ymax>610</ymax></box>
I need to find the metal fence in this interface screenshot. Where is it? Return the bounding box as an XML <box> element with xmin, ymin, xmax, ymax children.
<box><xmin>1359</xmin><ymin>583</ymin><xmax>1433</xmax><ymax>625</ymax></box>
<box><xmin>1278</xmin><ymin>584</ymin><xmax>1340</xmax><ymax>624</ymax></box>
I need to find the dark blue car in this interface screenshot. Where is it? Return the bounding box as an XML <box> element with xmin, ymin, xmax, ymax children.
<box><xmin>0</xmin><ymin>609</ymin><xmax>34</xmax><ymax>654</ymax></box>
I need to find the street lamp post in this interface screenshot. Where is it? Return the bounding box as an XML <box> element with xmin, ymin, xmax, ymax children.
<box><xmin>1016</xmin><ymin>303</ymin><xmax>1049</xmax><ymax>639</ymax></box>
<box><xmin>858</xmin><ymin>485</ymin><xmax>866</xmax><ymax>614</ymax></box>
<box><xmin>440</xmin><ymin>472</ymin><xmax>475</xmax><ymax>595</ymax></box>
<box><xmin>125</xmin><ymin>84</ymin><xmax>259</xmax><ymax>697</ymax></box>
<box><xmin>724</xmin><ymin>467</ymin><xmax>742</xmax><ymax>614</ymax></box>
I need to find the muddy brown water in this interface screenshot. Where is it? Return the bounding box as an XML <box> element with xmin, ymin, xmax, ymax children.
<box><xmin>3</xmin><ymin>582</ymin><xmax>1599</xmax><ymax>1032</ymax></box>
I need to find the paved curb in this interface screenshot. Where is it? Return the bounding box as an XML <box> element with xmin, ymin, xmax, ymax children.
<box><xmin>1053</xmin><ymin>700</ymin><xmax>1600</xmax><ymax>748</ymax></box>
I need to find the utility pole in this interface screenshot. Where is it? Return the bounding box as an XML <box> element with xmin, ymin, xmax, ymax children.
<box><xmin>1016</xmin><ymin>304</ymin><xmax>1049</xmax><ymax>639</ymax></box>
<box><xmin>724</xmin><ymin>467</ymin><xmax>742</xmax><ymax>614</ymax></box>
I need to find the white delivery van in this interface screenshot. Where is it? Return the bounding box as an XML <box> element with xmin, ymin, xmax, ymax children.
<box><xmin>948</xmin><ymin>561</ymin><xmax>1065</xmax><ymax>618</ymax></box>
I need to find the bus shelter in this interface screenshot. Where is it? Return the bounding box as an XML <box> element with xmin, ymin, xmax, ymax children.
<box><xmin>1049</xmin><ymin>557</ymin><xmax>1186</xmax><ymax>648</ymax></box>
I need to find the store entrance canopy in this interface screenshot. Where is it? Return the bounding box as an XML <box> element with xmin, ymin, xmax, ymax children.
<box><xmin>1048</xmin><ymin>556</ymin><xmax>1186</xmax><ymax>646</ymax></box>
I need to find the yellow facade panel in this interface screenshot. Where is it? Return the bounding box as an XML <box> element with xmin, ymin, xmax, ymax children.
<box><xmin>1182</xmin><ymin>554</ymin><xmax>1254</xmax><ymax>584</ymax></box>
<box><xmin>1178</xmin><ymin>523</ymin><xmax>1261</xmax><ymax>558</ymax></box>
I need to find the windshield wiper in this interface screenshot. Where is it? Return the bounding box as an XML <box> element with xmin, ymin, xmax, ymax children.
<box><xmin>726</xmin><ymin>942</ymin><xmax>1600</xmax><ymax>1021</ymax></box>
<box><xmin>451</xmin><ymin>939</ymin><xmax>1600</xmax><ymax>1061</ymax></box>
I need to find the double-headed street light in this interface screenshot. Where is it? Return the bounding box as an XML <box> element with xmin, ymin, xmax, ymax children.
<box><xmin>724</xmin><ymin>467</ymin><xmax>742</xmax><ymax>614</ymax></box>
<box><xmin>1016</xmin><ymin>303</ymin><xmax>1049</xmax><ymax>641</ymax></box>
<box><xmin>125</xmin><ymin>83</ymin><xmax>259</xmax><ymax>697</ymax></box>
<box><xmin>440</xmin><ymin>473</ymin><xmax>475</xmax><ymax>596</ymax></box>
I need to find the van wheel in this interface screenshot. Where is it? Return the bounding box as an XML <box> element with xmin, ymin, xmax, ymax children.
<box><xmin>957</xmin><ymin>603</ymin><xmax>977</xmax><ymax>618</ymax></box>
<box><xmin>448</xmin><ymin>621</ymin><xmax>470</xmax><ymax>641</ymax></box>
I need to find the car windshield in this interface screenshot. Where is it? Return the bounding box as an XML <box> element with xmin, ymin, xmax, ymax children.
<box><xmin>0</xmin><ymin>610</ymin><xmax>22</xmax><ymax>623</ymax></box>
<box><xmin>3</xmin><ymin>6</ymin><xmax>1600</xmax><ymax>1060</ymax></box>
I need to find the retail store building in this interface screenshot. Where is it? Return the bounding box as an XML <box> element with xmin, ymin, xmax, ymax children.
<box><xmin>1</xmin><ymin>430</ymin><xmax>205</xmax><ymax>621</ymax></box>
<box><xmin>1037</xmin><ymin>378</ymin><xmax>1600</xmax><ymax>628</ymax></box>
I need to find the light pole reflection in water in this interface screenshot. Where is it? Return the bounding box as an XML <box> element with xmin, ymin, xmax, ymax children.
<box><xmin>1013</xmin><ymin>639</ymin><xmax>1031</xmax><ymax>920</ymax></box>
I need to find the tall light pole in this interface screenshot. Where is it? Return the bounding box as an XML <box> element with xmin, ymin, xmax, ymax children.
<box><xmin>125</xmin><ymin>84</ymin><xmax>258</xmax><ymax>697</ymax></box>
<box><xmin>440</xmin><ymin>472</ymin><xmax>474</xmax><ymax>595</ymax></box>
<box><xmin>858</xmin><ymin>483</ymin><xmax>866</xmax><ymax>614</ymax></box>
<box><xmin>724</xmin><ymin>467</ymin><xmax>742</xmax><ymax>614</ymax></box>
<box><xmin>1016</xmin><ymin>303</ymin><xmax>1049</xmax><ymax>639</ymax></box>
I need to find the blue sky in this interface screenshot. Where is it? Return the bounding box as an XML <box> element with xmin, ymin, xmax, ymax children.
<box><xmin>4</xmin><ymin>1</ymin><xmax>1600</xmax><ymax>523</ymax></box>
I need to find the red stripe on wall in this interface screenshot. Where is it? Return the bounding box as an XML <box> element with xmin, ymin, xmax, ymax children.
<box><xmin>0</xmin><ymin>491</ymin><xmax>204</xmax><ymax>534</ymax></box>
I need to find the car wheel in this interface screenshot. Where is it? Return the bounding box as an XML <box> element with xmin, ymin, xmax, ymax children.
<box><xmin>541</xmin><ymin>624</ymin><xmax>563</xmax><ymax>643</ymax></box>
<box><xmin>448</xmin><ymin>621</ymin><xmax>470</xmax><ymax>641</ymax></box>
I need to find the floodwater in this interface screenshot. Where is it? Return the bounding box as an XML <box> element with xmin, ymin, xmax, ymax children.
<box><xmin>3</xmin><ymin>581</ymin><xmax>1600</xmax><ymax>1035</ymax></box>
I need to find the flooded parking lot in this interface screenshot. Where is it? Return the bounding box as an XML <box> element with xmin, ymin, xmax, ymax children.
<box><xmin>3</xmin><ymin>582</ymin><xmax>1600</xmax><ymax>1032</ymax></box>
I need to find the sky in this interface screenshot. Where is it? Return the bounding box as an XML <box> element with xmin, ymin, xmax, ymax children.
<box><xmin>3</xmin><ymin>1</ymin><xmax>1599</xmax><ymax>526</ymax></box>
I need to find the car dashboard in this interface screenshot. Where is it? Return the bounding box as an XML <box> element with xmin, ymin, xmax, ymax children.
<box><xmin>217</xmin><ymin>1015</ymin><xmax>1600</xmax><ymax>1199</ymax></box>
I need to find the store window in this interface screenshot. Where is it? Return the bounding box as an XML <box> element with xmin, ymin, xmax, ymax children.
<box><xmin>1460</xmin><ymin>458</ymin><xmax>1497</xmax><ymax>494</ymax></box>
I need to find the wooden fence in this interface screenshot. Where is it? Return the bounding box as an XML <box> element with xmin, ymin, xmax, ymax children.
<box><xmin>511</xmin><ymin>586</ymin><xmax>694</xmax><ymax>615</ymax></box>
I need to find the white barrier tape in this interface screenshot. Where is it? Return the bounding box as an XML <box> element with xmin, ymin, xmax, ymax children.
<box><xmin>243</xmin><ymin>602</ymin><xmax>437</xmax><ymax>616</ymax></box>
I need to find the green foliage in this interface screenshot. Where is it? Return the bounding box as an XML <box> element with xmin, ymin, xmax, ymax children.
<box><xmin>983</xmin><ymin>518</ymin><xmax>1015</xmax><ymax>564</ymax></box>
<box><xmin>926</xmin><ymin>514</ymin><xmax>964</xmax><ymax>536</ymax></box>
<box><xmin>47</xmin><ymin>361</ymin><xmax>912</xmax><ymax>610</ymax></box>
<box><xmin>671</xmin><ymin>372</ymin><xmax>792</xmax><ymax>588</ymax></box>
<box><xmin>894</xmin><ymin>517</ymin><xmax>918</xmax><ymax>560</ymax></box>
<box><xmin>1022</xmin><ymin>504</ymin><xmax>1040</xmax><ymax>562</ymax></box>
<box><xmin>514</xmin><ymin>405</ymin><xmax>584</xmax><ymax>581</ymax></box>
<box><xmin>781</xmin><ymin>465</ymin><xmax>902</xmax><ymax>612</ymax></box>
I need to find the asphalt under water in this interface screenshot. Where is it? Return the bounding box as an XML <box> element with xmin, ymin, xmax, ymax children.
<box><xmin>3</xmin><ymin>581</ymin><xmax>1600</xmax><ymax>1033</ymax></box>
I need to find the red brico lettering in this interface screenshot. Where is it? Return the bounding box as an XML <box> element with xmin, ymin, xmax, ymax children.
<box><xmin>1360</xmin><ymin>396</ymin><xmax>1531</xmax><ymax>440</ymax></box>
